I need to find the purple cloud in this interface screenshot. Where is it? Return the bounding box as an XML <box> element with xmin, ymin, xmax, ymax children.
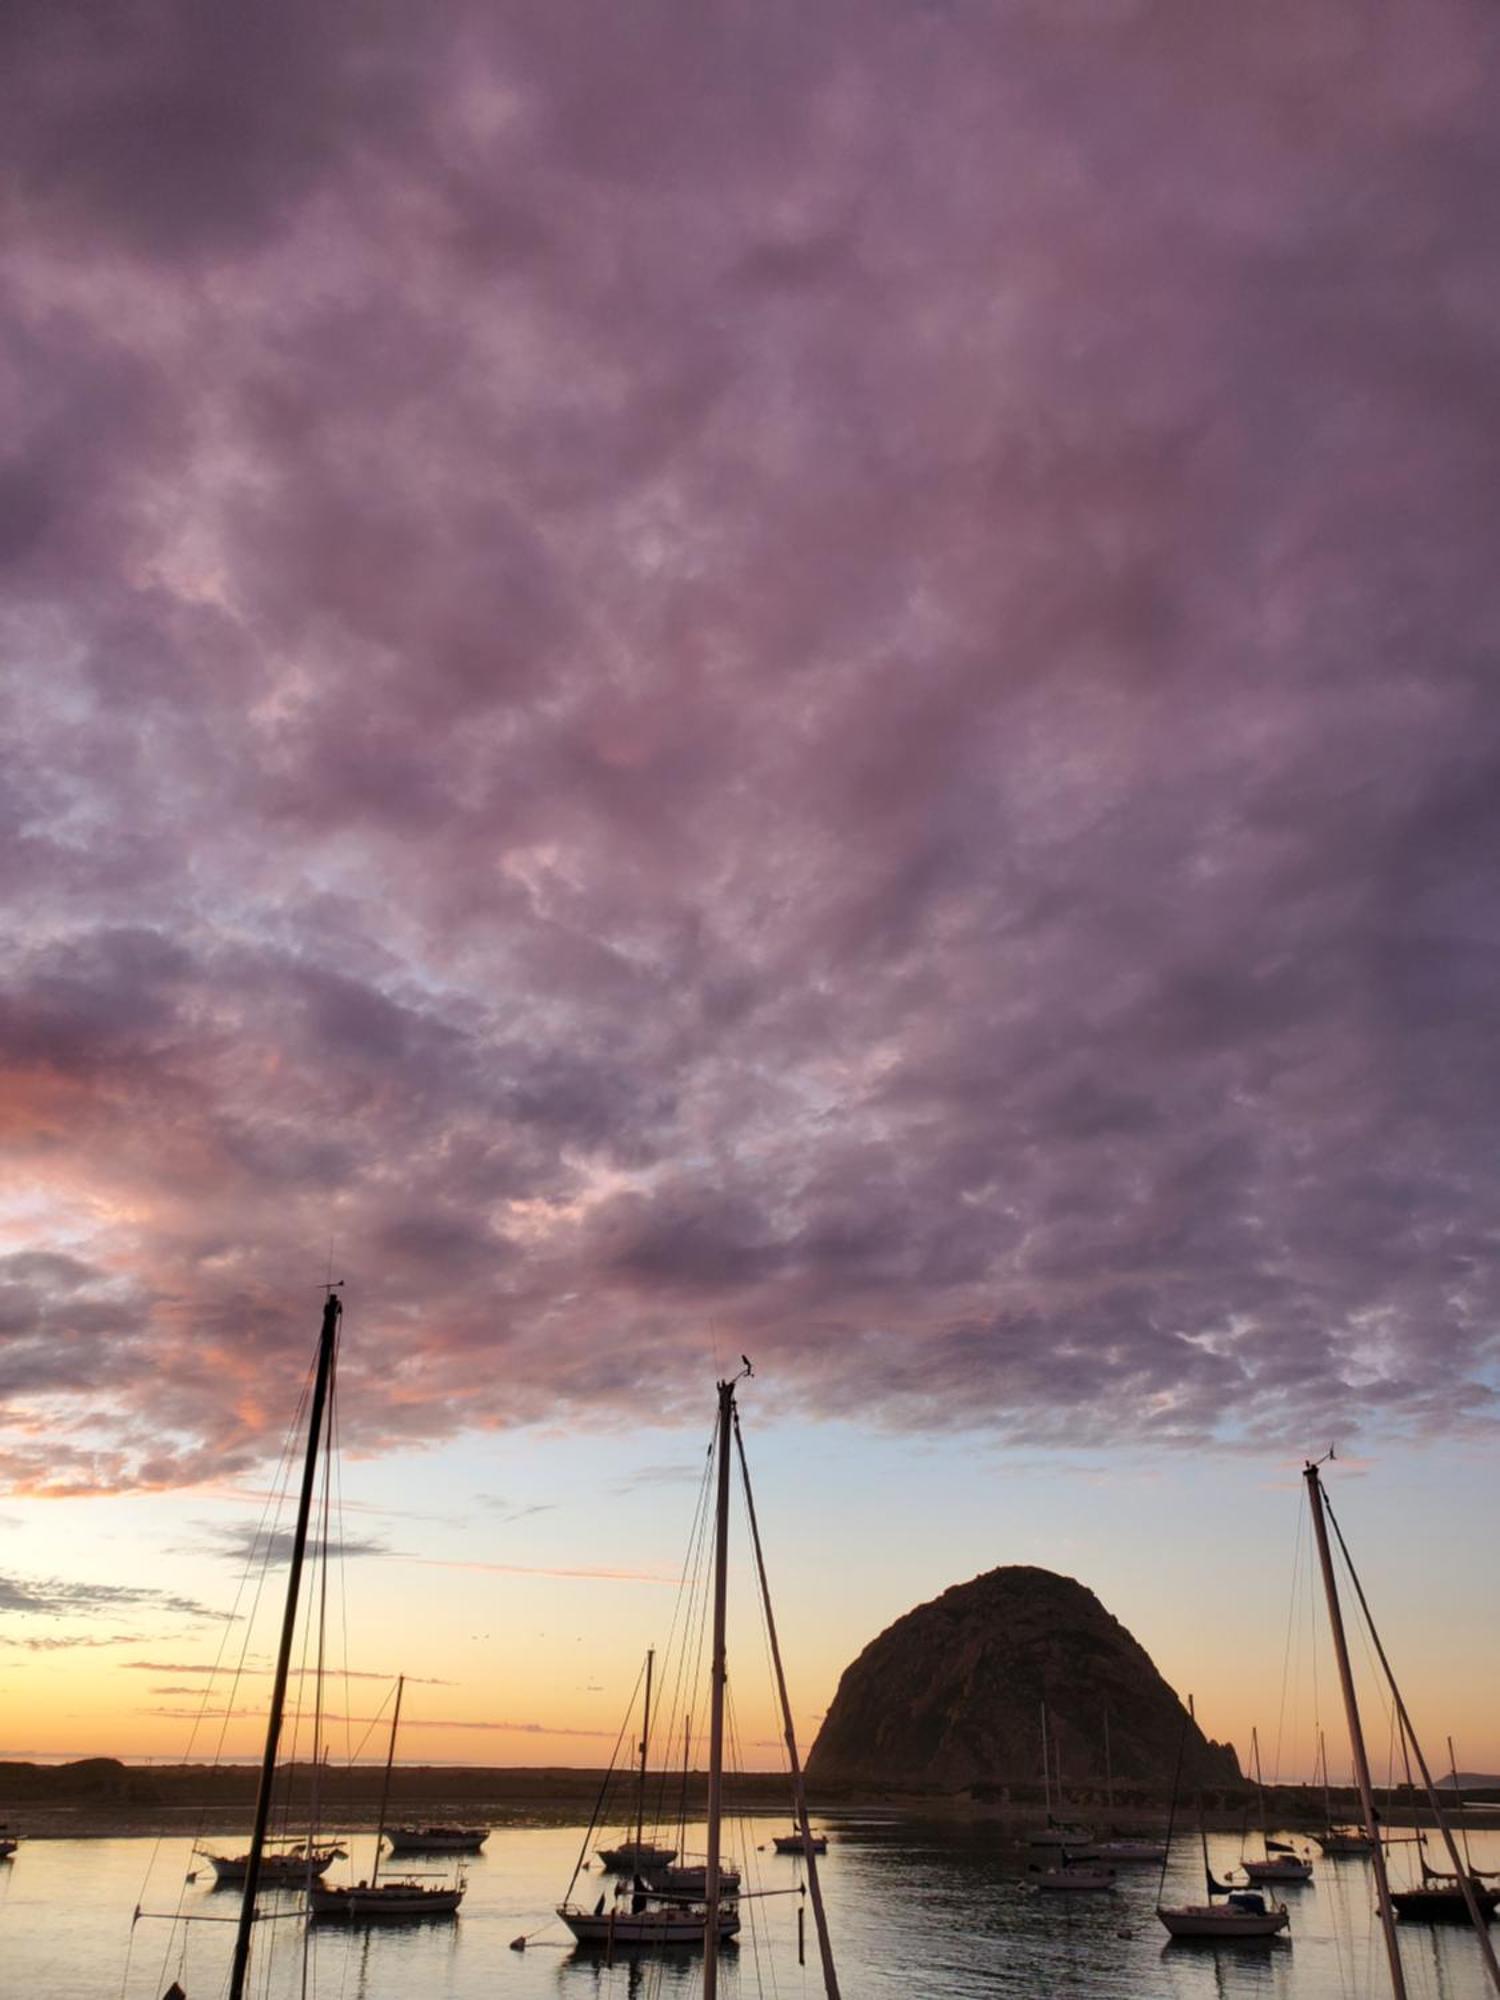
<box><xmin>3</xmin><ymin>3</ymin><xmax>1499</xmax><ymax>1491</ymax></box>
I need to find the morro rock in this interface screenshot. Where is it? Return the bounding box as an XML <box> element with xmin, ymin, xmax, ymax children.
<box><xmin>806</xmin><ymin>1566</ymin><xmax>1239</xmax><ymax>1793</ymax></box>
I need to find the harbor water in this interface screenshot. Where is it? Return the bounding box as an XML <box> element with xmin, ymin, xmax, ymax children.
<box><xmin>2</xmin><ymin>1815</ymin><xmax>1495</xmax><ymax>1999</ymax></box>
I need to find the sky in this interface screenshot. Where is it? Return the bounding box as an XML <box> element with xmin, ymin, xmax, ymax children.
<box><xmin>2</xmin><ymin>3</ymin><xmax>1499</xmax><ymax>1782</ymax></box>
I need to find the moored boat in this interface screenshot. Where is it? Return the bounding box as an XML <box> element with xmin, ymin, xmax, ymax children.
<box><xmin>383</xmin><ymin>1824</ymin><xmax>487</xmax><ymax>1855</ymax></box>
<box><xmin>196</xmin><ymin>1842</ymin><xmax>343</xmax><ymax>1887</ymax></box>
<box><xmin>1159</xmin><ymin>1890</ymin><xmax>1290</xmax><ymax>1939</ymax></box>
<box><xmin>771</xmin><ymin>1829</ymin><xmax>827</xmax><ymax>1855</ymax></box>
<box><xmin>309</xmin><ymin>1878</ymin><xmax>466</xmax><ymax>1920</ymax></box>
<box><xmin>560</xmin><ymin>1900</ymin><xmax>740</xmax><ymax>1947</ymax></box>
<box><xmin>1035</xmin><ymin>1857</ymin><xmax>1116</xmax><ymax>1893</ymax></box>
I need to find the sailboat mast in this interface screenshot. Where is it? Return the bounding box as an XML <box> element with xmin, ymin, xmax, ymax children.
<box><xmin>1316</xmin><ymin>1474</ymin><xmax>1500</xmax><ymax>1989</ymax></box>
<box><xmin>1040</xmin><ymin>1704</ymin><xmax>1051</xmax><ymax>1820</ymax></box>
<box><xmin>1303</xmin><ymin>1460</ymin><xmax>1408</xmax><ymax>2000</ymax></box>
<box><xmin>702</xmin><ymin>1373</ymin><xmax>736</xmax><ymax>2000</ymax></box>
<box><xmin>635</xmin><ymin>1647</ymin><xmax>654</xmax><ymax>1863</ymax></box>
<box><xmin>1188</xmin><ymin>1695</ymin><xmax>1214</xmax><ymax>1899</ymax></box>
<box><xmin>733</xmin><ymin>1404</ymin><xmax>840</xmax><ymax>2000</ymax></box>
<box><xmin>370</xmin><ymin>1675</ymin><xmax>404</xmax><ymax>1891</ymax></box>
<box><xmin>228</xmin><ymin>1287</ymin><xmax>342</xmax><ymax>2000</ymax></box>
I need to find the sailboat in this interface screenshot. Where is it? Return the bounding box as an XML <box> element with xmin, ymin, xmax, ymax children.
<box><xmin>644</xmin><ymin>1718</ymin><xmax>741</xmax><ymax>1897</ymax></box>
<box><xmin>0</xmin><ymin>1828</ymin><xmax>17</xmax><ymax>1861</ymax></box>
<box><xmin>193</xmin><ymin>1839</ymin><xmax>343</xmax><ymax>1889</ymax></box>
<box><xmin>557</xmin><ymin>1362</ymin><xmax>842</xmax><ymax>2000</ymax></box>
<box><xmin>139</xmin><ymin>1287</ymin><xmax>345</xmax><ymax>2000</ymax></box>
<box><xmin>1303</xmin><ymin>1453</ymin><xmax>1500</xmax><ymax>1995</ymax></box>
<box><xmin>1239</xmin><ymin>1727</ymin><xmax>1314</xmax><ymax>1884</ymax></box>
<box><xmin>307</xmin><ymin>1676</ymin><xmax>465</xmax><ymax>1921</ymax></box>
<box><xmin>1027</xmin><ymin>1703</ymin><xmax>1093</xmax><ymax>1851</ymax></box>
<box><xmin>1313</xmin><ymin>1730</ymin><xmax>1375</xmax><ymax>1856</ymax></box>
<box><xmin>595</xmin><ymin>1649</ymin><xmax>678</xmax><ymax>1875</ymax></box>
<box><xmin>1156</xmin><ymin>1700</ymin><xmax>1290</xmax><ymax>1940</ymax></box>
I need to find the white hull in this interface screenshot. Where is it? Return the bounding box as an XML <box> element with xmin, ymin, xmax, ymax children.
<box><xmin>309</xmin><ymin>1881</ymin><xmax>464</xmax><ymax>1920</ymax></box>
<box><xmin>559</xmin><ymin>1904</ymin><xmax>740</xmax><ymax>1947</ymax></box>
<box><xmin>771</xmin><ymin>1833</ymin><xmax>827</xmax><ymax>1855</ymax></box>
<box><xmin>1159</xmin><ymin>1902</ymin><xmax>1290</xmax><ymax>1939</ymax></box>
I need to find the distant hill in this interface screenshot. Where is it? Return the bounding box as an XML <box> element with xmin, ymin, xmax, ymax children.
<box><xmin>805</xmin><ymin>1565</ymin><xmax>1240</xmax><ymax>1794</ymax></box>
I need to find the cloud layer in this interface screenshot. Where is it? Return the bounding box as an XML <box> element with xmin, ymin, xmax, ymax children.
<box><xmin>4</xmin><ymin>2</ymin><xmax>1500</xmax><ymax>1490</ymax></box>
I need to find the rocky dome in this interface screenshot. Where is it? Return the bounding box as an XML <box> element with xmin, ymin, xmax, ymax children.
<box><xmin>805</xmin><ymin>1565</ymin><xmax>1239</xmax><ymax>1792</ymax></box>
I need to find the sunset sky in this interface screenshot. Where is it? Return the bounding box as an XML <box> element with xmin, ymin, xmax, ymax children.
<box><xmin>3</xmin><ymin>4</ymin><xmax>1498</xmax><ymax>1783</ymax></box>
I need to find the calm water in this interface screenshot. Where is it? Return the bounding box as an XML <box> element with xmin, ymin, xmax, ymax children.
<box><xmin>2</xmin><ymin>1815</ymin><xmax>1495</xmax><ymax>1999</ymax></box>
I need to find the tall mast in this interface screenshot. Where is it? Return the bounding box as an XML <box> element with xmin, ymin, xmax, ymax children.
<box><xmin>228</xmin><ymin>1287</ymin><xmax>342</xmax><ymax>2000</ymax></box>
<box><xmin>1189</xmin><ymin>1695</ymin><xmax>1215</xmax><ymax>1900</ymax></box>
<box><xmin>1314</xmin><ymin>1465</ymin><xmax>1500</xmax><ymax>1991</ymax></box>
<box><xmin>702</xmin><ymin>1368</ymin><xmax>742</xmax><ymax>2000</ymax></box>
<box><xmin>1040</xmin><ymin>1705</ymin><xmax>1051</xmax><ymax>1819</ymax></box>
<box><xmin>635</xmin><ymin>1647</ymin><xmax>655</xmax><ymax>1863</ymax></box>
<box><xmin>370</xmin><ymin>1675</ymin><xmax>404</xmax><ymax>1891</ymax></box>
<box><xmin>733</xmin><ymin>1401</ymin><xmax>840</xmax><ymax>2000</ymax></box>
<box><xmin>1303</xmin><ymin>1459</ymin><xmax>1408</xmax><ymax>2000</ymax></box>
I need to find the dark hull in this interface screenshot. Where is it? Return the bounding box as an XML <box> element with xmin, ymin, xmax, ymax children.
<box><xmin>1392</xmin><ymin>1886</ymin><xmax>1499</xmax><ymax>1924</ymax></box>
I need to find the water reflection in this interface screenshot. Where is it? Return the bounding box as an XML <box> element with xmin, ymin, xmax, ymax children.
<box><xmin>4</xmin><ymin>1814</ymin><xmax>1498</xmax><ymax>1999</ymax></box>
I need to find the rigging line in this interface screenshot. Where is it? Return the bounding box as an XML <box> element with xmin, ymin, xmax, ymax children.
<box><xmin>1272</xmin><ymin>1492</ymin><xmax>1305</xmax><ymax>1790</ymax></box>
<box><xmin>144</xmin><ymin>1358</ymin><xmax>316</xmax><ymax>1999</ymax></box>
<box><xmin>1324</xmin><ymin>1487</ymin><xmax>1500</xmax><ymax>1989</ymax></box>
<box><xmin>562</xmin><ymin>1653</ymin><xmax>647</xmax><ymax>1900</ymax></box>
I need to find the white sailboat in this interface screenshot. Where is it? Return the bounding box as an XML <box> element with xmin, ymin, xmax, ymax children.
<box><xmin>1239</xmin><ymin>1727</ymin><xmax>1314</xmax><ymax>1884</ymax></box>
<box><xmin>307</xmin><ymin>1676</ymin><xmax>465</xmax><ymax>1921</ymax></box>
<box><xmin>1156</xmin><ymin>1698</ymin><xmax>1290</xmax><ymax>1941</ymax></box>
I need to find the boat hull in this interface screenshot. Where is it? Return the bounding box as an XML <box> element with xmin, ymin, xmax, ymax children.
<box><xmin>771</xmin><ymin>1834</ymin><xmax>827</xmax><ymax>1855</ymax></box>
<box><xmin>308</xmin><ymin>1883</ymin><xmax>464</xmax><ymax>1921</ymax></box>
<box><xmin>201</xmin><ymin>1848</ymin><xmax>341</xmax><ymax>1886</ymax></box>
<box><xmin>384</xmin><ymin>1826</ymin><xmax>487</xmax><ymax>1855</ymax></box>
<box><xmin>1035</xmin><ymin>1867</ymin><xmax>1116</xmax><ymax>1892</ymax></box>
<box><xmin>559</xmin><ymin>1905</ymin><xmax>740</xmax><ymax>1947</ymax></box>
<box><xmin>1242</xmin><ymin>1857</ymin><xmax>1313</xmax><ymax>1883</ymax></box>
<box><xmin>1093</xmin><ymin>1840</ymin><xmax>1166</xmax><ymax>1863</ymax></box>
<box><xmin>644</xmin><ymin>1865</ymin><xmax>742</xmax><ymax>1895</ymax></box>
<box><xmin>597</xmin><ymin>1842</ymin><xmax>678</xmax><ymax>1872</ymax></box>
<box><xmin>1392</xmin><ymin>1885</ymin><xmax>1499</xmax><ymax>1923</ymax></box>
<box><xmin>1158</xmin><ymin>1903</ymin><xmax>1290</xmax><ymax>1939</ymax></box>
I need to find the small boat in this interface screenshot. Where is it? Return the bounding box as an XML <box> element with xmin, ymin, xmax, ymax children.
<box><xmin>309</xmin><ymin>1676</ymin><xmax>465</xmax><ymax>1923</ymax></box>
<box><xmin>1242</xmin><ymin>1850</ymin><xmax>1315</xmax><ymax>1884</ymax></box>
<box><xmin>383</xmin><ymin>1825</ymin><xmax>488</xmax><ymax>1855</ymax></box>
<box><xmin>1317</xmin><ymin>1827</ymin><xmax>1376</xmax><ymax>1856</ymax></box>
<box><xmin>1390</xmin><ymin>1873</ymin><xmax>1500</xmax><ymax>1924</ymax></box>
<box><xmin>594</xmin><ymin>1649</ymin><xmax>677</xmax><ymax>1875</ymax></box>
<box><xmin>0</xmin><ymin>1831</ymin><xmax>17</xmax><ymax>1861</ymax></box>
<box><xmin>308</xmin><ymin>1878</ymin><xmax>466</xmax><ymax>1920</ymax></box>
<box><xmin>560</xmin><ymin>1898</ymin><xmax>740</xmax><ymax>1947</ymax></box>
<box><xmin>1034</xmin><ymin>1856</ymin><xmax>1116</xmax><ymax>1893</ymax></box>
<box><xmin>645</xmin><ymin>1860</ymin><xmax>742</xmax><ymax>1895</ymax></box>
<box><xmin>1238</xmin><ymin>1729</ymin><xmax>1313</xmax><ymax>1884</ymax></box>
<box><xmin>1157</xmin><ymin>1698</ymin><xmax>1290</xmax><ymax>1942</ymax></box>
<box><xmin>772</xmin><ymin>1829</ymin><xmax>827</xmax><ymax>1855</ymax></box>
<box><xmin>196</xmin><ymin>1842</ymin><xmax>344</xmax><ymax>1887</ymax></box>
<box><xmin>1160</xmin><ymin>1889</ymin><xmax>1291</xmax><ymax>1940</ymax></box>
<box><xmin>1092</xmin><ymin>1836</ymin><xmax>1167</xmax><ymax>1863</ymax></box>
